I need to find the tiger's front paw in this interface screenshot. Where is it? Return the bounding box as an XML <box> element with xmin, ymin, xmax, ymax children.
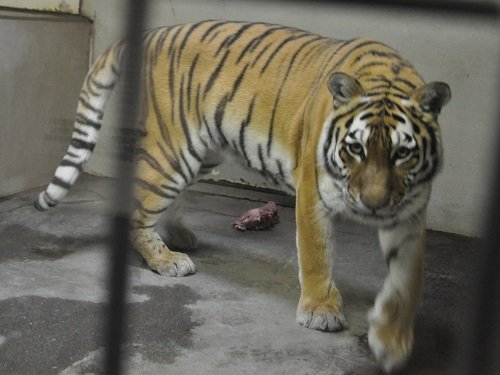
<box><xmin>147</xmin><ymin>250</ymin><xmax>196</xmax><ymax>277</ymax></box>
<box><xmin>368</xmin><ymin>311</ymin><xmax>414</xmax><ymax>373</ymax></box>
<box><xmin>296</xmin><ymin>295</ymin><xmax>348</xmax><ymax>332</ymax></box>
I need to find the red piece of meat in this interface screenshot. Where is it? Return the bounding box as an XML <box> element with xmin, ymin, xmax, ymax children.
<box><xmin>232</xmin><ymin>201</ymin><xmax>279</xmax><ymax>231</ymax></box>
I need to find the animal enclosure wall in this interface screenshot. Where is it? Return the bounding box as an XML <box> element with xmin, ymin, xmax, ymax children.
<box><xmin>80</xmin><ymin>0</ymin><xmax>500</xmax><ymax>237</ymax></box>
<box><xmin>0</xmin><ymin>2</ymin><xmax>497</xmax><ymax>238</ymax></box>
<box><xmin>0</xmin><ymin>10</ymin><xmax>91</xmax><ymax>197</ymax></box>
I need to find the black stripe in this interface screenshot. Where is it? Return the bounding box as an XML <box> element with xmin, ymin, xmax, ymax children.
<box><xmin>186</xmin><ymin>54</ymin><xmax>200</xmax><ymax>112</ymax></box>
<box><xmin>179</xmin><ymin>150</ymin><xmax>196</xmax><ymax>180</ymax></box>
<box><xmin>263</xmin><ymin>36</ymin><xmax>325</xmax><ymax>156</ymax></box>
<box><xmin>73</xmin><ymin>128</ymin><xmax>89</xmax><ymax>137</ymax></box>
<box><xmin>287</xmin><ymin>35</ymin><xmax>325</xmax><ymax>69</ymax></box>
<box><xmin>149</xmin><ymin>56</ymin><xmax>184</xmax><ymax>170</ymax></box>
<box><xmin>168</xmin><ymin>43</ymin><xmax>177</xmax><ymax>123</ymax></box>
<box><xmin>412</xmin><ymin>122</ymin><xmax>421</xmax><ymax>135</ymax></box>
<box><xmin>70</xmin><ymin>138</ymin><xmax>95</xmax><ymax>151</ymax></box>
<box><xmin>178</xmin><ymin>75</ymin><xmax>202</xmax><ymax>163</ymax></box>
<box><xmin>369</xmin><ymin>84</ymin><xmax>391</xmax><ymax>92</ymax></box>
<box><xmin>51</xmin><ymin>176</ymin><xmax>71</xmax><ymax>190</ymax></box>
<box><xmin>202</xmin><ymin>114</ymin><xmax>216</xmax><ymax>144</ymax></box>
<box><xmin>168</xmin><ymin>25</ymin><xmax>184</xmax><ymax>57</ymax></box>
<box><xmin>231</xmin><ymin>140</ymin><xmax>240</xmax><ymax>154</ymax></box>
<box><xmin>365</xmin><ymin>91</ymin><xmax>386</xmax><ymax>97</ymax></box>
<box><xmin>390</xmin><ymin>93</ymin><xmax>411</xmax><ymax>100</ymax></box>
<box><xmin>66</xmin><ymin>151</ymin><xmax>79</xmax><ymax>158</ymax></box>
<box><xmin>333</xmin><ymin>39</ymin><xmax>382</xmax><ymax>70</ymax></box>
<box><xmin>214</xmin><ymin>94</ymin><xmax>230</xmax><ymax>144</ymax></box>
<box><xmin>236</xmin><ymin>26</ymin><xmax>288</xmax><ymax>64</ymax></box>
<box><xmin>143</xmin><ymin>28</ymin><xmax>159</xmax><ymax>52</ymax></box>
<box><xmin>297</xmin><ymin>39</ymin><xmax>330</xmax><ymax>68</ymax></box>
<box><xmin>153</xmin><ymin>27</ymin><xmax>172</xmax><ymax>64</ymax></box>
<box><xmin>360</xmin><ymin>112</ymin><xmax>375</xmax><ymax>121</ymax></box>
<box><xmin>200</xmin><ymin>20</ymin><xmax>231</xmax><ymax>42</ymax></box>
<box><xmin>43</xmin><ymin>192</ymin><xmax>57</xmax><ymax>207</ymax></box>
<box><xmin>220</xmin><ymin>22</ymin><xmax>265</xmax><ymax>52</ymax></box>
<box><xmin>60</xmin><ymin>159</ymin><xmax>83</xmax><ymax>171</ymax></box>
<box><xmin>351</xmin><ymin>49</ymin><xmax>404</xmax><ymax>67</ymax></box>
<box><xmin>89</xmin><ymin>75</ymin><xmax>115</xmax><ymax>91</ymax></box>
<box><xmin>250</xmin><ymin>42</ymin><xmax>273</xmax><ymax>68</ymax></box>
<box><xmin>390</xmin><ymin>84</ymin><xmax>411</xmax><ymax>96</ymax></box>
<box><xmin>345</xmin><ymin>116</ymin><xmax>354</xmax><ymax>128</ymax></box>
<box><xmin>85</xmin><ymin>79</ymin><xmax>100</xmax><ymax>97</ymax></box>
<box><xmin>276</xmin><ymin>160</ymin><xmax>285</xmax><ymax>178</ymax></box>
<box><xmin>395</xmin><ymin>77</ymin><xmax>417</xmax><ymax>90</ymax></box>
<box><xmin>366</xmin><ymin>76</ymin><xmax>392</xmax><ymax>85</ymax></box>
<box><xmin>177</xmin><ymin>20</ymin><xmax>207</xmax><ymax>65</ymax></box>
<box><xmin>260</xmin><ymin>33</ymin><xmax>312</xmax><ymax>75</ymax></box>
<box><xmin>156</xmin><ymin>141</ymin><xmax>189</xmax><ymax>184</ymax></box>
<box><xmin>258</xmin><ymin>144</ymin><xmax>279</xmax><ymax>185</ymax></box>
<box><xmin>228</xmin><ymin>63</ymin><xmax>249</xmax><ymax>101</ymax></box>
<box><xmin>355</xmin><ymin>61</ymin><xmax>389</xmax><ymax>76</ymax></box>
<box><xmin>134</xmin><ymin>198</ymin><xmax>168</xmax><ymax>215</ymax></box>
<box><xmin>392</xmin><ymin>113</ymin><xmax>406</xmax><ymax>123</ymax></box>
<box><xmin>239</xmin><ymin>96</ymin><xmax>257</xmax><ymax>167</ymax></box>
<box><xmin>204</xmin><ymin>50</ymin><xmax>230</xmax><ymax>97</ymax></box>
<box><xmin>160</xmin><ymin>184</ymin><xmax>181</xmax><ymax>194</ymax></box>
<box><xmin>266</xmin><ymin>99</ymin><xmax>279</xmax><ymax>156</ymax></box>
<box><xmin>134</xmin><ymin>178</ymin><xmax>177</xmax><ymax>199</ymax></box>
<box><xmin>392</xmin><ymin>101</ymin><xmax>406</xmax><ymax>114</ymax></box>
<box><xmin>132</xmin><ymin>221</ymin><xmax>157</xmax><ymax>229</ymax></box>
<box><xmin>78</xmin><ymin>97</ymin><xmax>104</xmax><ymax>118</ymax></box>
<box><xmin>135</xmin><ymin>148</ymin><xmax>179</xmax><ymax>185</ymax></box>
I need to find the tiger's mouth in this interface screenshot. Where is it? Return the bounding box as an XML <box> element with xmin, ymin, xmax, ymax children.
<box><xmin>342</xmin><ymin>185</ymin><xmax>429</xmax><ymax>224</ymax></box>
<box><xmin>344</xmin><ymin>198</ymin><xmax>398</xmax><ymax>220</ymax></box>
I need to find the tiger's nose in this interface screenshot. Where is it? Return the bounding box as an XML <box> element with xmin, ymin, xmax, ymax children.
<box><xmin>360</xmin><ymin>187</ymin><xmax>390</xmax><ymax>210</ymax></box>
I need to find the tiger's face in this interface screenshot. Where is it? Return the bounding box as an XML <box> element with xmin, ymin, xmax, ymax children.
<box><xmin>318</xmin><ymin>73</ymin><xmax>451</xmax><ymax>225</ymax></box>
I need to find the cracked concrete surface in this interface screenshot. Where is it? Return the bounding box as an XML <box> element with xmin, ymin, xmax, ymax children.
<box><xmin>0</xmin><ymin>174</ymin><xmax>481</xmax><ymax>374</ymax></box>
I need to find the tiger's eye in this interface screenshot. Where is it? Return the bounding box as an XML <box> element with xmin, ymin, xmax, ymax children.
<box><xmin>348</xmin><ymin>142</ymin><xmax>364</xmax><ymax>158</ymax></box>
<box><xmin>395</xmin><ymin>146</ymin><xmax>411</xmax><ymax>159</ymax></box>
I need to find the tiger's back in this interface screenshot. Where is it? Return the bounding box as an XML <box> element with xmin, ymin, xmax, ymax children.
<box><xmin>139</xmin><ymin>21</ymin><xmax>427</xmax><ymax>192</ymax></box>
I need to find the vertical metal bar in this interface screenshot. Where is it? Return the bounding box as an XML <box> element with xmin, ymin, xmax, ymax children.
<box><xmin>104</xmin><ymin>1</ymin><xmax>147</xmax><ymax>374</ymax></box>
<box><xmin>458</xmin><ymin>75</ymin><xmax>500</xmax><ymax>375</ymax></box>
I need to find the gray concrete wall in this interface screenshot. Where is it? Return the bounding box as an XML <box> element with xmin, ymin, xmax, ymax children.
<box><xmin>0</xmin><ymin>10</ymin><xmax>91</xmax><ymax>197</ymax></box>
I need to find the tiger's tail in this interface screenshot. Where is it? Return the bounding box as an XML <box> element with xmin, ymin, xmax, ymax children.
<box><xmin>35</xmin><ymin>41</ymin><xmax>126</xmax><ymax>211</ymax></box>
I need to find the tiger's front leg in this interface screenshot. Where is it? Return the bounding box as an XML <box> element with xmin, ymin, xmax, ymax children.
<box><xmin>295</xmin><ymin>188</ymin><xmax>348</xmax><ymax>332</ymax></box>
<box><xmin>368</xmin><ymin>213</ymin><xmax>426</xmax><ymax>372</ymax></box>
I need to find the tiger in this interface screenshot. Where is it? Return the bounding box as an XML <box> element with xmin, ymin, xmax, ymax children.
<box><xmin>34</xmin><ymin>20</ymin><xmax>451</xmax><ymax>372</ymax></box>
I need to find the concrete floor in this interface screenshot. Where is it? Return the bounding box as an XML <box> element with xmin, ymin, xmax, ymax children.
<box><xmin>0</xmin><ymin>174</ymin><xmax>481</xmax><ymax>375</ymax></box>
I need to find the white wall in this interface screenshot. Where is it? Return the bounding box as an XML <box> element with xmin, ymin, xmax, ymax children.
<box><xmin>80</xmin><ymin>0</ymin><xmax>500</xmax><ymax>237</ymax></box>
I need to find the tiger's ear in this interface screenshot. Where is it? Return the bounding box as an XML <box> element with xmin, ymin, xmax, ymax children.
<box><xmin>328</xmin><ymin>73</ymin><xmax>364</xmax><ymax>105</ymax></box>
<box><xmin>413</xmin><ymin>82</ymin><xmax>451</xmax><ymax>115</ymax></box>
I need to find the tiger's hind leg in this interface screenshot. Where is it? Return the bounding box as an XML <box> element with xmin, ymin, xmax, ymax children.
<box><xmin>161</xmin><ymin>150</ymin><xmax>224</xmax><ymax>250</ymax></box>
<box><xmin>162</xmin><ymin>195</ymin><xmax>199</xmax><ymax>251</ymax></box>
<box><xmin>132</xmin><ymin>148</ymin><xmax>222</xmax><ymax>276</ymax></box>
<box><xmin>131</xmin><ymin>149</ymin><xmax>201</xmax><ymax>277</ymax></box>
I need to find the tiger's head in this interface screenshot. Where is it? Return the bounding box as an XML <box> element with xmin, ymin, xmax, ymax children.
<box><xmin>318</xmin><ymin>72</ymin><xmax>451</xmax><ymax>225</ymax></box>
